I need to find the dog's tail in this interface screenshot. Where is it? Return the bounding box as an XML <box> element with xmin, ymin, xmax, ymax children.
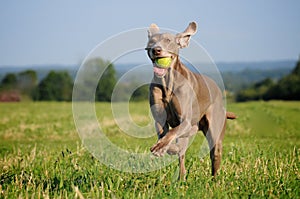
<box><xmin>226</xmin><ymin>112</ymin><xmax>237</xmax><ymax>120</ymax></box>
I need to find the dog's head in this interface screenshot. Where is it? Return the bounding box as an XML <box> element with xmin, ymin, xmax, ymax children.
<box><xmin>146</xmin><ymin>22</ymin><xmax>197</xmax><ymax>77</ymax></box>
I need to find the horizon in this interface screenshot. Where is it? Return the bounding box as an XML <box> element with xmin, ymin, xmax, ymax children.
<box><xmin>0</xmin><ymin>59</ymin><xmax>297</xmax><ymax>68</ymax></box>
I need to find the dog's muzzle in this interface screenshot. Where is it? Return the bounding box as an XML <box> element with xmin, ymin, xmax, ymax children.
<box><xmin>145</xmin><ymin>47</ymin><xmax>174</xmax><ymax>77</ymax></box>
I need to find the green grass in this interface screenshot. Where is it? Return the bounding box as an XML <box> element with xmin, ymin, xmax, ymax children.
<box><xmin>0</xmin><ymin>101</ymin><xmax>299</xmax><ymax>198</ymax></box>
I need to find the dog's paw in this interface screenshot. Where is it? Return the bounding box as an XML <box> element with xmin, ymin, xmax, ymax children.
<box><xmin>150</xmin><ymin>140</ymin><xmax>170</xmax><ymax>157</ymax></box>
<box><xmin>150</xmin><ymin>133</ymin><xmax>176</xmax><ymax>156</ymax></box>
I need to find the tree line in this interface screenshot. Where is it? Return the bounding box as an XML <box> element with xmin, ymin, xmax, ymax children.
<box><xmin>0</xmin><ymin>69</ymin><xmax>73</xmax><ymax>102</ymax></box>
<box><xmin>0</xmin><ymin>58</ymin><xmax>149</xmax><ymax>102</ymax></box>
<box><xmin>1</xmin><ymin>57</ymin><xmax>299</xmax><ymax>102</ymax></box>
<box><xmin>0</xmin><ymin>58</ymin><xmax>117</xmax><ymax>102</ymax></box>
<box><xmin>236</xmin><ymin>57</ymin><xmax>300</xmax><ymax>101</ymax></box>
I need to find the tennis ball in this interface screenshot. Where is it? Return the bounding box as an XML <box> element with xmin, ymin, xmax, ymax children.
<box><xmin>155</xmin><ymin>57</ymin><xmax>172</xmax><ymax>68</ymax></box>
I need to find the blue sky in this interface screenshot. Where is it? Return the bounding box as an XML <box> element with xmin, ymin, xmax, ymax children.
<box><xmin>0</xmin><ymin>0</ymin><xmax>299</xmax><ymax>65</ymax></box>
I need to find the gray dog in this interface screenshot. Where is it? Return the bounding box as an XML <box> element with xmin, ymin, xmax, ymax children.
<box><xmin>146</xmin><ymin>22</ymin><xmax>236</xmax><ymax>180</ymax></box>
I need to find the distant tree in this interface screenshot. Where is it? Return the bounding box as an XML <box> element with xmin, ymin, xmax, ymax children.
<box><xmin>130</xmin><ymin>84</ymin><xmax>149</xmax><ymax>101</ymax></box>
<box><xmin>237</xmin><ymin>57</ymin><xmax>300</xmax><ymax>101</ymax></box>
<box><xmin>292</xmin><ymin>57</ymin><xmax>300</xmax><ymax>75</ymax></box>
<box><xmin>0</xmin><ymin>73</ymin><xmax>20</xmax><ymax>102</ymax></box>
<box><xmin>75</xmin><ymin>58</ymin><xmax>116</xmax><ymax>101</ymax></box>
<box><xmin>1</xmin><ymin>73</ymin><xmax>17</xmax><ymax>89</ymax></box>
<box><xmin>36</xmin><ymin>71</ymin><xmax>73</xmax><ymax>101</ymax></box>
<box><xmin>18</xmin><ymin>70</ymin><xmax>38</xmax><ymax>98</ymax></box>
<box><xmin>264</xmin><ymin>57</ymin><xmax>300</xmax><ymax>100</ymax></box>
<box><xmin>264</xmin><ymin>74</ymin><xmax>300</xmax><ymax>100</ymax></box>
<box><xmin>236</xmin><ymin>78</ymin><xmax>274</xmax><ymax>102</ymax></box>
<box><xmin>96</xmin><ymin>61</ymin><xmax>116</xmax><ymax>102</ymax></box>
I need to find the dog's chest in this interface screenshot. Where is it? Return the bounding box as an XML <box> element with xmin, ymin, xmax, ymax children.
<box><xmin>150</xmin><ymin>82</ymin><xmax>182</xmax><ymax>128</ymax></box>
<box><xmin>164</xmin><ymin>99</ymin><xmax>181</xmax><ymax>128</ymax></box>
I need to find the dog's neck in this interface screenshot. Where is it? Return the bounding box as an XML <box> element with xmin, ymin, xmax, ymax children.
<box><xmin>152</xmin><ymin>57</ymin><xmax>186</xmax><ymax>102</ymax></box>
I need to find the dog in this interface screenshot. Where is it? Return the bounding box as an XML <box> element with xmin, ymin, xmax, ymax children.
<box><xmin>146</xmin><ymin>22</ymin><xmax>236</xmax><ymax>180</ymax></box>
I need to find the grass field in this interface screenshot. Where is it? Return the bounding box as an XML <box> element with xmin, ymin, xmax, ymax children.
<box><xmin>0</xmin><ymin>101</ymin><xmax>299</xmax><ymax>198</ymax></box>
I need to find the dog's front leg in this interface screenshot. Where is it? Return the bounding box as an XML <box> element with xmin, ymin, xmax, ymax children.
<box><xmin>150</xmin><ymin>119</ymin><xmax>194</xmax><ymax>156</ymax></box>
<box><xmin>150</xmin><ymin>105</ymin><xmax>172</xmax><ymax>157</ymax></box>
<box><xmin>149</xmin><ymin>105</ymin><xmax>171</xmax><ymax>156</ymax></box>
<box><xmin>150</xmin><ymin>127</ymin><xmax>176</xmax><ymax>156</ymax></box>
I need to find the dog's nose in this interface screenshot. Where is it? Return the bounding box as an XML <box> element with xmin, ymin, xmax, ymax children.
<box><xmin>152</xmin><ymin>46</ymin><xmax>162</xmax><ymax>56</ymax></box>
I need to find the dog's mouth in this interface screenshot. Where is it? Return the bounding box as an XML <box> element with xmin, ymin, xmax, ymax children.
<box><xmin>153</xmin><ymin>57</ymin><xmax>173</xmax><ymax>77</ymax></box>
<box><xmin>153</xmin><ymin>66</ymin><xmax>168</xmax><ymax>77</ymax></box>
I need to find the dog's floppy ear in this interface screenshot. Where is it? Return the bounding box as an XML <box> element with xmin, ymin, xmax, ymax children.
<box><xmin>148</xmin><ymin>23</ymin><xmax>160</xmax><ymax>38</ymax></box>
<box><xmin>176</xmin><ymin>22</ymin><xmax>197</xmax><ymax>48</ymax></box>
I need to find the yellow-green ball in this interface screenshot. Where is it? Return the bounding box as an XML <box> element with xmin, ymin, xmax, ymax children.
<box><xmin>155</xmin><ymin>57</ymin><xmax>172</xmax><ymax>68</ymax></box>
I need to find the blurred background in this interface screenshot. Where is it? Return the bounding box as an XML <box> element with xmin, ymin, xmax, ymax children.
<box><xmin>0</xmin><ymin>0</ymin><xmax>299</xmax><ymax>102</ymax></box>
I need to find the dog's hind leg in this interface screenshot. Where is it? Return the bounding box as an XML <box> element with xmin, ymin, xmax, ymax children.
<box><xmin>177</xmin><ymin>137</ymin><xmax>189</xmax><ymax>180</ymax></box>
<box><xmin>205</xmin><ymin>104</ymin><xmax>226</xmax><ymax>177</ymax></box>
<box><xmin>207</xmin><ymin>123</ymin><xmax>226</xmax><ymax>177</ymax></box>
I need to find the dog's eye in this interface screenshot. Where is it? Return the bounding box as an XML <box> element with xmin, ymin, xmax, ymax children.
<box><xmin>147</xmin><ymin>39</ymin><xmax>157</xmax><ymax>47</ymax></box>
<box><xmin>148</xmin><ymin>41</ymin><xmax>154</xmax><ymax>46</ymax></box>
<box><xmin>164</xmin><ymin>38</ymin><xmax>171</xmax><ymax>43</ymax></box>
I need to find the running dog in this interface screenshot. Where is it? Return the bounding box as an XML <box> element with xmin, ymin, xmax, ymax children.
<box><xmin>146</xmin><ymin>22</ymin><xmax>236</xmax><ymax>180</ymax></box>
